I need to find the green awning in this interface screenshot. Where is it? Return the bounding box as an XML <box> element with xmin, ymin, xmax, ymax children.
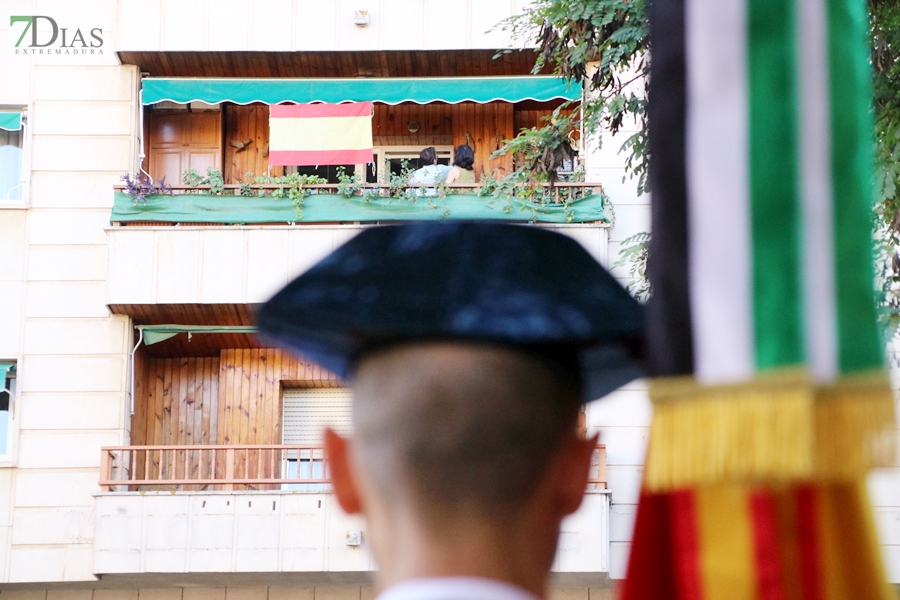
<box><xmin>141</xmin><ymin>76</ymin><xmax>581</xmax><ymax>106</ymax></box>
<box><xmin>0</xmin><ymin>112</ymin><xmax>22</xmax><ymax>132</ymax></box>
<box><xmin>138</xmin><ymin>325</ymin><xmax>257</xmax><ymax>346</ymax></box>
<box><xmin>0</xmin><ymin>363</ymin><xmax>15</xmax><ymax>380</ymax></box>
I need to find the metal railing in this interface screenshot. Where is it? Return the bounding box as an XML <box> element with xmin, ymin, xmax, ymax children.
<box><xmin>99</xmin><ymin>444</ymin><xmax>608</xmax><ymax>492</ymax></box>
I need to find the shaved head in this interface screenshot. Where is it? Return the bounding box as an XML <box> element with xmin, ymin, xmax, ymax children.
<box><xmin>351</xmin><ymin>342</ymin><xmax>581</xmax><ymax>521</ymax></box>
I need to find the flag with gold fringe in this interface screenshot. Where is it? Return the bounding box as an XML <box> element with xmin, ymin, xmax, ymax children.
<box><xmin>269</xmin><ymin>102</ymin><xmax>374</xmax><ymax>167</ymax></box>
<box><xmin>622</xmin><ymin>0</ymin><xmax>897</xmax><ymax>597</ymax></box>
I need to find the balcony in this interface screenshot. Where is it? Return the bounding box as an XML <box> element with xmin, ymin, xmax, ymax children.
<box><xmin>111</xmin><ymin>183</ymin><xmax>610</xmax><ymax>226</ymax></box>
<box><xmin>99</xmin><ymin>444</ymin><xmax>607</xmax><ymax>492</ymax></box>
<box><xmin>93</xmin><ymin>444</ymin><xmax>611</xmax><ymax>580</ymax></box>
<box><xmin>106</xmin><ymin>183</ymin><xmax>611</xmax><ymax>307</ymax></box>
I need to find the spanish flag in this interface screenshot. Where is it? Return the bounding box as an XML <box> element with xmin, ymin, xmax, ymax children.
<box><xmin>268</xmin><ymin>102</ymin><xmax>374</xmax><ymax>167</ymax></box>
<box><xmin>622</xmin><ymin>0</ymin><xmax>897</xmax><ymax>597</ymax></box>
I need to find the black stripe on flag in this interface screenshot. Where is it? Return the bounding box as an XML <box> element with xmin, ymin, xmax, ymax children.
<box><xmin>646</xmin><ymin>0</ymin><xmax>694</xmax><ymax>376</ymax></box>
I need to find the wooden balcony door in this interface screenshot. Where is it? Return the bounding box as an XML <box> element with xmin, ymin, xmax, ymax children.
<box><xmin>147</xmin><ymin>110</ymin><xmax>222</xmax><ymax>185</ymax></box>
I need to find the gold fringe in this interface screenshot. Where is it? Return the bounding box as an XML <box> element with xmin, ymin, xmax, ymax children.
<box><xmin>813</xmin><ymin>373</ymin><xmax>897</xmax><ymax>479</ymax></box>
<box><xmin>643</xmin><ymin>371</ymin><xmax>897</xmax><ymax>492</ymax></box>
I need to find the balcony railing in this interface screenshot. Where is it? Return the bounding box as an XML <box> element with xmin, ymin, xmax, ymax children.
<box><xmin>99</xmin><ymin>444</ymin><xmax>330</xmax><ymax>491</ymax></box>
<box><xmin>99</xmin><ymin>444</ymin><xmax>608</xmax><ymax>492</ymax></box>
<box><xmin>110</xmin><ymin>182</ymin><xmax>610</xmax><ymax>226</ymax></box>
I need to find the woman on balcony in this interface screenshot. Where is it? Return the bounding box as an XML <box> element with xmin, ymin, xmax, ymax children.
<box><xmin>445</xmin><ymin>144</ymin><xmax>476</xmax><ymax>184</ymax></box>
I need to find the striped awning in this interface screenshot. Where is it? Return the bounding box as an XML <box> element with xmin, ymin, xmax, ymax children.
<box><xmin>0</xmin><ymin>112</ymin><xmax>22</xmax><ymax>132</ymax></box>
<box><xmin>140</xmin><ymin>76</ymin><xmax>580</xmax><ymax>106</ymax></box>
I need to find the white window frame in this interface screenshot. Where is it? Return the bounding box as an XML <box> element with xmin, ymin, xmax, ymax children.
<box><xmin>373</xmin><ymin>145</ymin><xmax>453</xmax><ymax>183</ymax></box>
<box><xmin>281</xmin><ymin>387</ymin><xmax>353</xmax><ymax>491</ymax></box>
<box><xmin>0</xmin><ymin>105</ymin><xmax>30</xmax><ymax>208</ymax></box>
<box><xmin>0</xmin><ymin>364</ymin><xmax>18</xmax><ymax>466</ymax></box>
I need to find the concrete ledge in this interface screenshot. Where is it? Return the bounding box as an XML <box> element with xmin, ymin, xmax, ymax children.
<box><xmin>92</xmin><ymin>491</ymin><xmax>611</xmax><ymax>578</ymax></box>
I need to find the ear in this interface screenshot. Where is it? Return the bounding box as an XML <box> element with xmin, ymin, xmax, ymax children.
<box><xmin>324</xmin><ymin>427</ymin><xmax>362</xmax><ymax>514</ymax></box>
<box><xmin>554</xmin><ymin>432</ymin><xmax>600</xmax><ymax>517</ymax></box>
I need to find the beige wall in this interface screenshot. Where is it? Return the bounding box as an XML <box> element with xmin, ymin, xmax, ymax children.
<box><xmin>0</xmin><ymin>587</ymin><xmax>622</xmax><ymax>600</ymax></box>
<box><xmin>0</xmin><ymin>0</ymin><xmax>141</xmax><ymax>578</ymax></box>
<box><xmin>106</xmin><ymin>224</ymin><xmax>609</xmax><ymax>307</ymax></box>
<box><xmin>115</xmin><ymin>0</ymin><xmax>530</xmax><ymax>53</ymax></box>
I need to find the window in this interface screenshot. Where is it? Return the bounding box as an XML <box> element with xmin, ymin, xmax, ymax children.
<box><xmin>372</xmin><ymin>146</ymin><xmax>452</xmax><ymax>183</ymax></box>
<box><xmin>286</xmin><ymin>164</ymin><xmax>358</xmax><ymax>184</ymax></box>
<box><xmin>0</xmin><ymin>111</ymin><xmax>24</xmax><ymax>201</ymax></box>
<box><xmin>282</xmin><ymin>388</ymin><xmax>353</xmax><ymax>490</ymax></box>
<box><xmin>0</xmin><ymin>362</ymin><xmax>16</xmax><ymax>460</ymax></box>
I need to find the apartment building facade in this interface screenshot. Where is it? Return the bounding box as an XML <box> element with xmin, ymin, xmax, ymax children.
<box><xmin>0</xmin><ymin>1</ymin><xmax>896</xmax><ymax>599</ymax></box>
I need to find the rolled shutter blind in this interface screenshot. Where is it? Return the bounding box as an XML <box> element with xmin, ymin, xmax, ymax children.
<box><xmin>282</xmin><ymin>388</ymin><xmax>353</xmax><ymax>445</ymax></box>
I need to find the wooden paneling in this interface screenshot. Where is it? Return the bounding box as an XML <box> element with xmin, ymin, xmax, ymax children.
<box><xmin>217</xmin><ymin>349</ymin><xmax>340</xmax><ymax>444</ymax></box>
<box><xmin>376</xmin><ymin>101</ymin><xmax>516</xmax><ymax>178</ymax></box>
<box><xmin>513</xmin><ymin>100</ymin><xmax>573</xmax><ymax>135</ymax></box>
<box><xmin>132</xmin><ymin>357</ymin><xmax>220</xmax><ymax>447</ymax></box>
<box><xmin>119</xmin><ymin>49</ymin><xmax>548</xmax><ymax>78</ymax></box>
<box><xmin>514</xmin><ymin>110</ymin><xmax>550</xmax><ymax>134</ymax></box>
<box><xmin>451</xmin><ymin>102</ymin><xmax>514</xmax><ymax>180</ymax></box>
<box><xmin>130</xmin><ymin>346</ymin><xmax>341</xmax><ymax>489</ymax></box>
<box><xmin>130</xmin><ymin>356</ymin><xmax>220</xmax><ymax>483</ymax></box>
<box><xmin>217</xmin><ymin>348</ymin><xmax>340</xmax><ymax>488</ymax></box>
<box><xmin>111</xmin><ymin>304</ymin><xmax>260</xmax><ymax>358</ymax></box>
<box><xmin>223</xmin><ymin>104</ymin><xmax>284</xmax><ymax>184</ymax></box>
<box><xmin>373</xmin><ymin>103</ymin><xmax>454</xmax><ymax>146</ymax></box>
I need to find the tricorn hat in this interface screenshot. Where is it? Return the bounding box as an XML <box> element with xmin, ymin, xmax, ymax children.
<box><xmin>257</xmin><ymin>222</ymin><xmax>644</xmax><ymax>401</ymax></box>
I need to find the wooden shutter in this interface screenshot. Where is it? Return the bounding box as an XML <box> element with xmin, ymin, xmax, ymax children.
<box><xmin>147</xmin><ymin>111</ymin><xmax>222</xmax><ymax>184</ymax></box>
<box><xmin>282</xmin><ymin>388</ymin><xmax>353</xmax><ymax>445</ymax></box>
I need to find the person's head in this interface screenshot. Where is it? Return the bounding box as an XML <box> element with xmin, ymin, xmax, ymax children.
<box><xmin>257</xmin><ymin>221</ymin><xmax>644</xmax><ymax>591</ymax></box>
<box><xmin>419</xmin><ymin>146</ymin><xmax>438</xmax><ymax>165</ymax></box>
<box><xmin>324</xmin><ymin>341</ymin><xmax>598</xmax><ymax>586</ymax></box>
<box><xmin>453</xmin><ymin>144</ymin><xmax>475</xmax><ymax>170</ymax></box>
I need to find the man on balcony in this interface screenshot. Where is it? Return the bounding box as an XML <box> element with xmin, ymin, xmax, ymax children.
<box><xmin>258</xmin><ymin>222</ymin><xmax>643</xmax><ymax>600</ymax></box>
<box><xmin>408</xmin><ymin>146</ymin><xmax>450</xmax><ymax>196</ymax></box>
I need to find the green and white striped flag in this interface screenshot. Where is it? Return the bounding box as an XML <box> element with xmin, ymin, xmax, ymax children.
<box><xmin>644</xmin><ymin>0</ymin><xmax>895</xmax><ymax>488</ymax></box>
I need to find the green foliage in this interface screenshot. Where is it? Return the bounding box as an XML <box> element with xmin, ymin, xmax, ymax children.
<box><xmin>182</xmin><ymin>167</ymin><xmax>225</xmax><ymax>194</ymax></box>
<box><xmin>388</xmin><ymin>160</ymin><xmax>417</xmax><ymax>199</ymax></box>
<box><xmin>239</xmin><ymin>172</ymin><xmax>255</xmax><ymax>197</ymax></box>
<box><xmin>335</xmin><ymin>167</ymin><xmax>365</xmax><ymax>199</ymax></box>
<box><xmin>250</xmin><ymin>172</ymin><xmax>328</xmax><ymax>219</ymax></box>
<box><xmin>181</xmin><ymin>168</ymin><xmax>203</xmax><ymax>187</ymax></box>
<box><xmin>872</xmin><ymin>0</ymin><xmax>900</xmax><ymax>334</ymax></box>
<box><xmin>171</xmin><ymin>164</ymin><xmax>602</xmax><ymax>224</ymax></box>
<box><xmin>493</xmin><ymin>0</ymin><xmax>649</xmax><ymax>192</ymax></box>
<box><xmin>613</xmin><ymin>232</ymin><xmax>651</xmax><ymax>302</ymax></box>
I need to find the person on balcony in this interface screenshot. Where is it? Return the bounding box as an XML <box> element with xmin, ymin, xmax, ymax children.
<box><xmin>445</xmin><ymin>144</ymin><xmax>476</xmax><ymax>185</ymax></box>
<box><xmin>409</xmin><ymin>146</ymin><xmax>450</xmax><ymax>196</ymax></box>
<box><xmin>257</xmin><ymin>222</ymin><xmax>643</xmax><ymax>600</ymax></box>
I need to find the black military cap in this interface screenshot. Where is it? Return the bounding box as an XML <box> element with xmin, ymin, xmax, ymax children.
<box><xmin>257</xmin><ymin>222</ymin><xmax>644</xmax><ymax>401</ymax></box>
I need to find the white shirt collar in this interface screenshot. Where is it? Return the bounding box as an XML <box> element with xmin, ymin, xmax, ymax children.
<box><xmin>376</xmin><ymin>577</ymin><xmax>541</xmax><ymax>600</ymax></box>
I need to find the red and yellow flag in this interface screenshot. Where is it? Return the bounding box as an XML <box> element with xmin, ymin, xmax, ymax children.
<box><xmin>269</xmin><ymin>102</ymin><xmax>374</xmax><ymax>167</ymax></box>
<box><xmin>623</xmin><ymin>483</ymin><xmax>893</xmax><ymax>600</ymax></box>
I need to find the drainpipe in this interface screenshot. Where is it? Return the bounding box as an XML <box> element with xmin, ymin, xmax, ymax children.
<box><xmin>6</xmin><ymin>116</ymin><xmax>26</xmax><ymax>200</ymax></box>
<box><xmin>138</xmin><ymin>87</ymin><xmax>152</xmax><ymax>179</ymax></box>
<box><xmin>129</xmin><ymin>327</ymin><xmax>144</xmax><ymax>417</ymax></box>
